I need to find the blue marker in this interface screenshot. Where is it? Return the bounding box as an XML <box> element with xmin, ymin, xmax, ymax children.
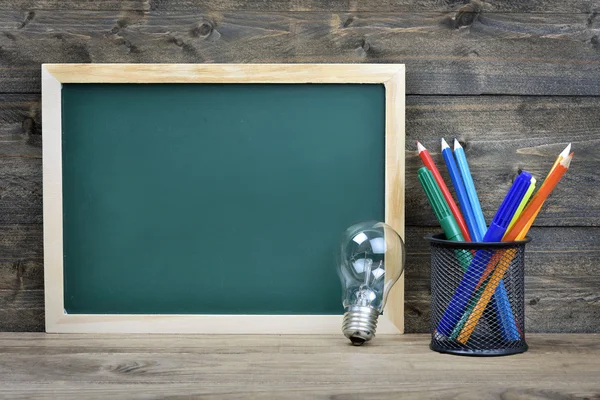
<box><xmin>436</xmin><ymin>171</ymin><xmax>534</xmax><ymax>338</ymax></box>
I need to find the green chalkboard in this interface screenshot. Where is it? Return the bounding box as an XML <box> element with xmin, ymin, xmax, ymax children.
<box><xmin>62</xmin><ymin>83</ymin><xmax>385</xmax><ymax>315</ymax></box>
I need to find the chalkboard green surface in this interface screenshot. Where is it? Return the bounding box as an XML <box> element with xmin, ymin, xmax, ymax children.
<box><xmin>62</xmin><ymin>83</ymin><xmax>385</xmax><ymax>315</ymax></box>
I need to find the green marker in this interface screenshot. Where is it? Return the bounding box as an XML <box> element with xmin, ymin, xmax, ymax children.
<box><xmin>418</xmin><ymin>167</ymin><xmax>464</xmax><ymax>242</ymax></box>
<box><xmin>418</xmin><ymin>167</ymin><xmax>472</xmax><ymax>274</ymax></box>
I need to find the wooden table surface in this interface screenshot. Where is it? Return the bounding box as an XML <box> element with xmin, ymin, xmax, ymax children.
<box><xmin>1</xmin><ymin>333</ymin><xmax>599</xmax><ymax>399</ymax></box>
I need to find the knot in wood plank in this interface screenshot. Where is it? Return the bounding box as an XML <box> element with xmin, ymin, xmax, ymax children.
<box><xmin>18</xmin><ymin>11</ymin><xmax>35</xmax><ymax>29</ymax></box>
<box><xmin>591</xmin><ymin>35</ymin><xmax>599</xmax><ymax>51</ymax></box>
<box><xmin>22</xmin><ymin>117</ymin><xmax>39</xmax><ymax>137</ymax></box>
<box><xmin>105</xmin><ymin>361</ymin><xmax>156</xmax><ymax>375</ymax></box>
<box><xmin>355</xmin><ymin>38</ymin><xmax>371</xmax><ymax>58</ymax></box>
<box><xmin>454</xmin><ymin>3</ymin><xmax>481</xmax><ymax>29</ymax></box>
<box><xmin>190</xmin><ymin>22</ymin><xmax>213</xmax><ymax>38</ymax></box>
<box><xmin>442</xmin><ymin>2</ymin><xmax>482</xmax><ymax>30</ymax></box>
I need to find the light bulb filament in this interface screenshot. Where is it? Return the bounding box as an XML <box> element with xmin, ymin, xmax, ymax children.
<box><xmin>363</xmin><ymin>255</ymin><xmax>373</xmax><ymax>286</ymax></box>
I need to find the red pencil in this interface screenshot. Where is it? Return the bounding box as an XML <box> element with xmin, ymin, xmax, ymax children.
<box><xmin>417</xmin><ymin>141</ymin><xmax>471</xmax><ymax>241</ymax></box>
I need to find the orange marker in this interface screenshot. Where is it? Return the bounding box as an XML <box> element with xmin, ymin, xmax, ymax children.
<box><xmin>417</xmin><ymin>141</ymin><xmax>471</xmax><ymax>241</ymax></box>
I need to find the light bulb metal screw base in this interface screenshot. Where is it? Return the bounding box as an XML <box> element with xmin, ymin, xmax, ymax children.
<box><xmin>342</xmin><ymin>305</ymin><xmax>380</xmax><ymax>345</ymax></box>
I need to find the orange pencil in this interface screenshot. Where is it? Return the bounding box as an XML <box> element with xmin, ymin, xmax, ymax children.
<box><xmin>512</xmin><ymin>143</ymin><xmax>571</xmax><ymax>238</ymax></box>
<box><xmin>457</xmin><ymin>152</ymin><xmax>573</xmax><ymax>344</ymax></box>
<box><xmin>504</xmin><ymin>153</ymin><xmax>572</xmax><ymax>242</ymax></box>
<box><xmin>475</xmin><ymin>143</ymin><xmax>571</xmax><ymax>288</ymax></box>
<box><xmin>417</xmin><ymin>141</ymin><xmax>471</xmax><ymax>241</ymax></box>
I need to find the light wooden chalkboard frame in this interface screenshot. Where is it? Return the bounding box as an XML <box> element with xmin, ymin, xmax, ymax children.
<box><xmin>42</xmin><ymin>63</ymin><xmax>405</xmax><ymax>334</ymax></box>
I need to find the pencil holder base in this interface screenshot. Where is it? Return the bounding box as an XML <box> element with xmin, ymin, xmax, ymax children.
<box><xmin>430</xmin><ymin>341</ymin><xmax>528</xmax><ymax>357</ymax></box>
<box><xmin>427</xmin><ymin>233</ymin><xmax>531</xmax><ymax>357</ymax></box>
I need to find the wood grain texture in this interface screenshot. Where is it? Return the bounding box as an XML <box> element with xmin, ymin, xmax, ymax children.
<box><xmin>40</xmin><ymin>66</ymin><xmax>63</xmax><ymax>333</ymax></box>
<box><xmin>1</xmin><ymin>95</ymin><xmax>596</xmax><ymax>227</ymax></box>
<box><xmin>0</xmin><ymin>223</ymin><xmax>44</xmax><ymax>332</ymax></box>
<box><xmin>384</xmin><ymin>70</ymin><xmax>406</xmax><ymax>333</ymax></box>
<box><xmin>1</xmin><ymin>0</ymin><xmax>599</xmax><ymax>13</ymax></box>
<box><xmin>403</xmin><ymin>226</ymin><xmax>600</xmax><ymax>334</ymax></box>
<box><xmin>1</xmin><ymin>223</ymin><xmax>598</xmax><ymax>333</ymax></box>
<box><xmin>0</xmin><ymin>10</ymin><xmax>599</xmax><ymax>94</ymax></box>
<box><xmin>0</xmin><ymin>333</ymin><xmax>599</xmax><ymax>399</ymax></box>
<box><xmin>405</xmin><ymin>96</ymin><xmax>600</xmax><ymax>227</ymax></box>
<box><xmin>0</xmin><ymin>95</ymin><xmax>42</xmax><ymax>228</ymax></box>
<box><xmin>2</xmin><ymin>94</ymin><xmax>597</xmax><ymax>332</ymax></box>
<box><xmin>44</xmin><ymin>63</ymin><xmax>404</xmax><ymax>83</ymax></box>
<box><xmin>0</xmin><ymin>1</ymin><xmax>599</xmax><ymax>334</ymax></box>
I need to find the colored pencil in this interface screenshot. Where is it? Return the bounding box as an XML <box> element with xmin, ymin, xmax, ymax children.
<box><xmin>513</xmin><ymin>143</ymin><xmax>571</xmax><ymax>235</ymax></box>
<box><xmin>441</xmin><ymin>138</ymin><xmax>479</xmax><ymax>241</ymax></box>
<box><xmin>504</xmin><ymin>154</ymin><xmax>572</xmax><ymax>242</ymax></box>
<box><xmin>435</xmin><ymin>171</ymin><xmax>533</xmax><ymax>337</ymax></box>
<box><xmin>474</xmin><ymin>177</ymin><xmax>537</xmax><ymax>289</ymax></box>
<box><xmin>417</xmin><ymin>141</ymin><xmax>472</xmax><ymax>242</ymax></box>
<box><xmin>550</xmin><ymin>143</ymin><xmax>571</xmax><ymax>175</ymax></box>
<box><xmin>451</xmin><ymin>176</ymin><xmax>537</xmax><ymax>341</ymax></box>
<box><xmin>457</xmin><ymin>153</ymin><xmax>573</xmax><ymax>343</ymax></box>
<box><xmin>453</xmin><ymin>139</ymin><xmax>487</xmax><ymax>241</ymax></box>
<box><xmin>457</xmin><ymin>145</ymin><xmax>570</xmax><ymax>342</ymax></box>
<box><xmin>442</xmin><ymin>138</ymin><xmax>528</xmax><ymax>340</ymax></box>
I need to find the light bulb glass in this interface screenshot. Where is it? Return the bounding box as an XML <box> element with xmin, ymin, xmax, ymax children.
<box><xmin>337</xmin><ymin>221</ymin><xmax>405</xmax><ymax>344</ymax></box>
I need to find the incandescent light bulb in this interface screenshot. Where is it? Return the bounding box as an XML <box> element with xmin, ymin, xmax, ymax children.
<box><xmin>337</xmin><ymin>221</ymin><xmax>405</xmax><ymax>345</ymax></box>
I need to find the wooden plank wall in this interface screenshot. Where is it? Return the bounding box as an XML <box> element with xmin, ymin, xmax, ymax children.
<box><xmin>0</xmin><ymin>0</ymin><xmax>599</xmax><ymax>332</ymax></box>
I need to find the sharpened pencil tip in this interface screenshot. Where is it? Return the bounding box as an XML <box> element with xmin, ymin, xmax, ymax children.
<box><xmin>559</xmin><ymin>143</ymin><xmax>572</xmax><ymax>158</ymax></box>
<box><xmin>441</xmin><ymin>138</ymin><xmax>450</xmax><ymax>150</ymax></box>
<box><xmin>453</xmin><ymin>138</ymin><xmax>462</xmax><ymax>151</ymax></box>
<box><xmin>417</xmin><ymin>141</ymin><xmax>426</xmax><ymax>153</ymax></box>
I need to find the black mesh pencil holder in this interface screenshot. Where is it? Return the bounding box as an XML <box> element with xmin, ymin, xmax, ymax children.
<box><xmin>427</xmin><ymin>233</ymin><xmax>531</xmax><ymax>356</ymax></box>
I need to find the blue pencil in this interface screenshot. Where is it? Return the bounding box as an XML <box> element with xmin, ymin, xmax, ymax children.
<box><xmin>453</xmin><ymin>139</ymin><xmax>487</xmax><ymax>241</ymax></box>
<box><xmin>436</xmin><ymin>171</ymin><xmax>533</xmax><ymax>337</ymax></box>
<box><xmin>441</xmin><ymin>138</ymin><xmax>519</xmax><ymax>341</ymax></box>
<box><xmin>441</xmin><ymin>138</ymin><xmax>478</xmax><ymax>241</ymax></box>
